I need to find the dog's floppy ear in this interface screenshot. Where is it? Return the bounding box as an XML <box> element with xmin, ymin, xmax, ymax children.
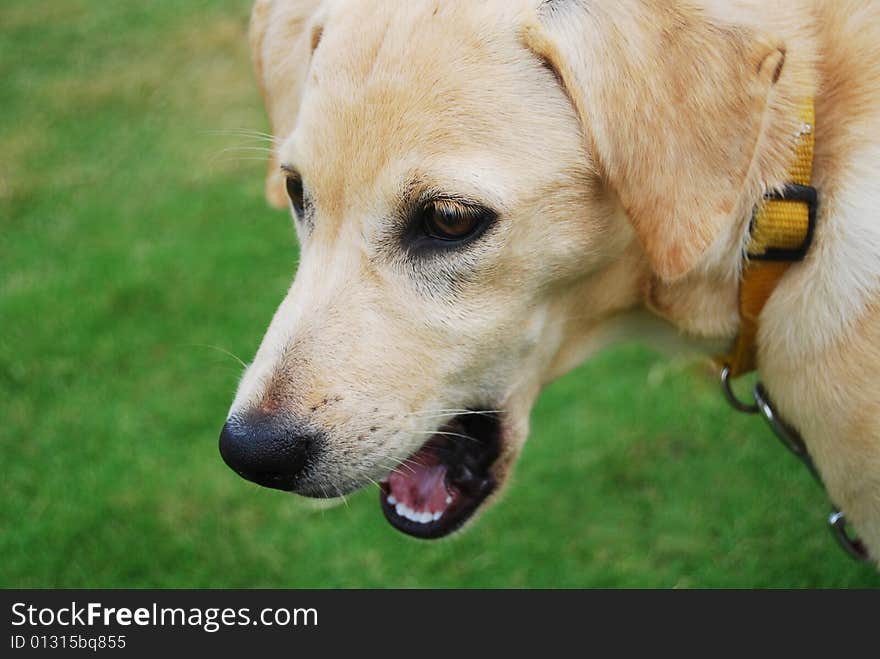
<box><xmin>523</xmin><ymin>1</ymin><xmax>786</xmax><ymax>280</ymax></box>
<box><xmin>250</xmin><ymin>0</ymin><xmax>324</xmax><ymax>208</ymax></box>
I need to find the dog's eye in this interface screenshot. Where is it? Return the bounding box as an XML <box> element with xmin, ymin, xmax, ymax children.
<box><xmin>421</xmin><ymin>200</ymin><xmax>486</xmax><ymax>242</ymax></box>
<box><xmin>285</xmin><ymin>174</ymin><xmax>305</xmax><ymax>217</ymax></box>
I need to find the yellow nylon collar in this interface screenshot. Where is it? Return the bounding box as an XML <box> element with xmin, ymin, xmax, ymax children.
<box><xmin>718</xmin><ymin>101</ymin><xmax>817</xmax><ymax>377</ymax></box>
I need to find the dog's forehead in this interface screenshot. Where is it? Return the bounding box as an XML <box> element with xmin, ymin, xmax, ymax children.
<box><xmin>284</xmin><ymin>0</ymin><xmax>555</xmax><ymax>214</ymax></box>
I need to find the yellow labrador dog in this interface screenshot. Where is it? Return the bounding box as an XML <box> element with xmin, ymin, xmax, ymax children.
<box><xmin>219</xmin><ymin>0</ymin><xmax>880</xmax><ymax>560</ymax></box>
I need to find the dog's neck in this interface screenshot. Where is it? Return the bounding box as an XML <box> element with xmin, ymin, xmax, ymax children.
<box><xmin>640</xmin><ymin>4</ymin><xmax>821</xmax><ymax>344</ymax></box>
<box><xmin>543</xmin><ymin>4</ymin><xmax>824</xmax><ymax>380</ymax></box>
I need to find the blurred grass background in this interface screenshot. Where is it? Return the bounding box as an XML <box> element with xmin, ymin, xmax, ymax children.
<box><xmin>1</xmin><ymin>0</ymin><xmax>877</xmax><ymax>588</ymax></box>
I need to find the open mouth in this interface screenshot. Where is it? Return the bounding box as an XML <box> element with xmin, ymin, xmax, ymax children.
<box><xmin>379</xmin><ymin>411</ymin><xmax>501</xmax><ymax>539</ymax></box>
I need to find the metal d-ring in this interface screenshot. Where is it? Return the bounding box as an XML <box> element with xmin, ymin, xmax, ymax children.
<box><xmin>720</xmin><ymin>365</ymin><xmax>759</xmax><ymax>414</ymax></box>
<box><xmin>752</xmin><ymin>383</ymin><xmax>819</xmax><ymax>479</ymax></box>
<box><xmin>829</xmin><ymin>510</ymin><xmax>871</xmax><ymax>562</ymax></box>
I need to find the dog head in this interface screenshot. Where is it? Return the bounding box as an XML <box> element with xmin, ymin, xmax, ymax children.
<box><xmin>220</xmin><ymin>0</ymin><xmax>790</xmax><ymax>538</ymax></box>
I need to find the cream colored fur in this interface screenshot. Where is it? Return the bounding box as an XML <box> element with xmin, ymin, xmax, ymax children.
<box><xmin>232</xmin><ymin>0</ymin><xmax>880</xmax><ymax>563</ymax></box>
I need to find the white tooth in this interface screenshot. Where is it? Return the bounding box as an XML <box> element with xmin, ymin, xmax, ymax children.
<box><xmin>446</xmin><ymin>495</ymin><xmax>453</xmax><ymax>505</ymax></box>
<box><xmin>433</xmin><ymin>512</ymin><xmax>442</xmax><ymax>521</ymax></box>
<box><xmin>387</xmin><ymin>494</ymin><xmax>397</xmax><ymax>506</ymax></box>
<box><xmin>420</xmin><ymin>512</ymin><xmax>431</xmax><ymax>524</ymax></box>
<box><xmin>395</xmin><ymin>502</ymin><xmax>406</xmax><ymax>517</ymax></box>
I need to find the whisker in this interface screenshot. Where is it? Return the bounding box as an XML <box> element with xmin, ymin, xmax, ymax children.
<box><xmin>370</xmin><ymin>408</ymin><xmax>501</xmax><ymax>422</ymax></box>
<box><xmin>376</xmin><ymin>461</ymin><xmax>416</xmax><ymax>478</ymax></box>
<box><xmin>410</xmin><ymin>430</ymin><xmax>480</xmax><ymax>443</ymax></box>
<box><xmin>181</xmin><ymin>343</ymin><xmax>248</xmax><ymax>369</ymax></box>
<box><xmin>209</xmin><ymin>146</ymin><xmax>276</xmax><ymax>163</ymax></box>
<box><xmin>209</xmin><ymin>156</ymin><xmax>276</xmax><ymax>165</ymax></box>
<box><xmin>370</xmin><ymin>452</ymin><xmax>418</xmax><ymax>476</ymax></box>
<box><xmin>362</xmin><ymin>475</ymin><xmax>384</xmax><ymax>490</ymax></box>
<box><xmin>203</xmin><ymin>128</ymin><xmax>279</xmax><ymax>143</ymax></box>
<box><xmin>214</xmin><ymin>145</ymin><xmax>276</xmax><ymax>153</ymax></box>
<box><xmin>334</xmin><ymin>488</ymin><xmax>350</xmax><ymax>508</ymax></box>
<box><xmin>407</xmin><ymin>409</ymin><xmax>501</xmax><ymax>418</ymax></box>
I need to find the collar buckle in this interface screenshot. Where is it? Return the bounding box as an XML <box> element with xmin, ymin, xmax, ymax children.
<box><xmin>747</xmin><ymin>183</ymin><xmax>819</xmax><ymax>261</ymax></box>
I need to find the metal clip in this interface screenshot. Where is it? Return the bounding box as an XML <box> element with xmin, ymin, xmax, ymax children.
<box><xmin>829</xmin><ymin>510</ymin><xmax>870</xmax><ymax>562</ymax></box>
<box><xmin>753</xmin><ymin>384</ymin><xmax>820</xmax><ymax>481</ymax></box>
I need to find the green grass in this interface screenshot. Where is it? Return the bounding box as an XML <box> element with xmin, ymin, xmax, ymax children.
<box><xmin>1</xmin><ymin>0</ymin><xmax>877</xmax><ymax>589</ymax></box>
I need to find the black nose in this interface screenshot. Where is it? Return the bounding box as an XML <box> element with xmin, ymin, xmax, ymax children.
<box><xmin>218</xmin><ymin>412</ymin><xmax>315</xmax><ymax>491</ymax></box>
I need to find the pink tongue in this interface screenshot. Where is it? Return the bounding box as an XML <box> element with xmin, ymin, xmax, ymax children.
<box><xmin>388</xmin><ymin>456</ymin><xmax>453</xmax><ymax>513</ymax></box>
